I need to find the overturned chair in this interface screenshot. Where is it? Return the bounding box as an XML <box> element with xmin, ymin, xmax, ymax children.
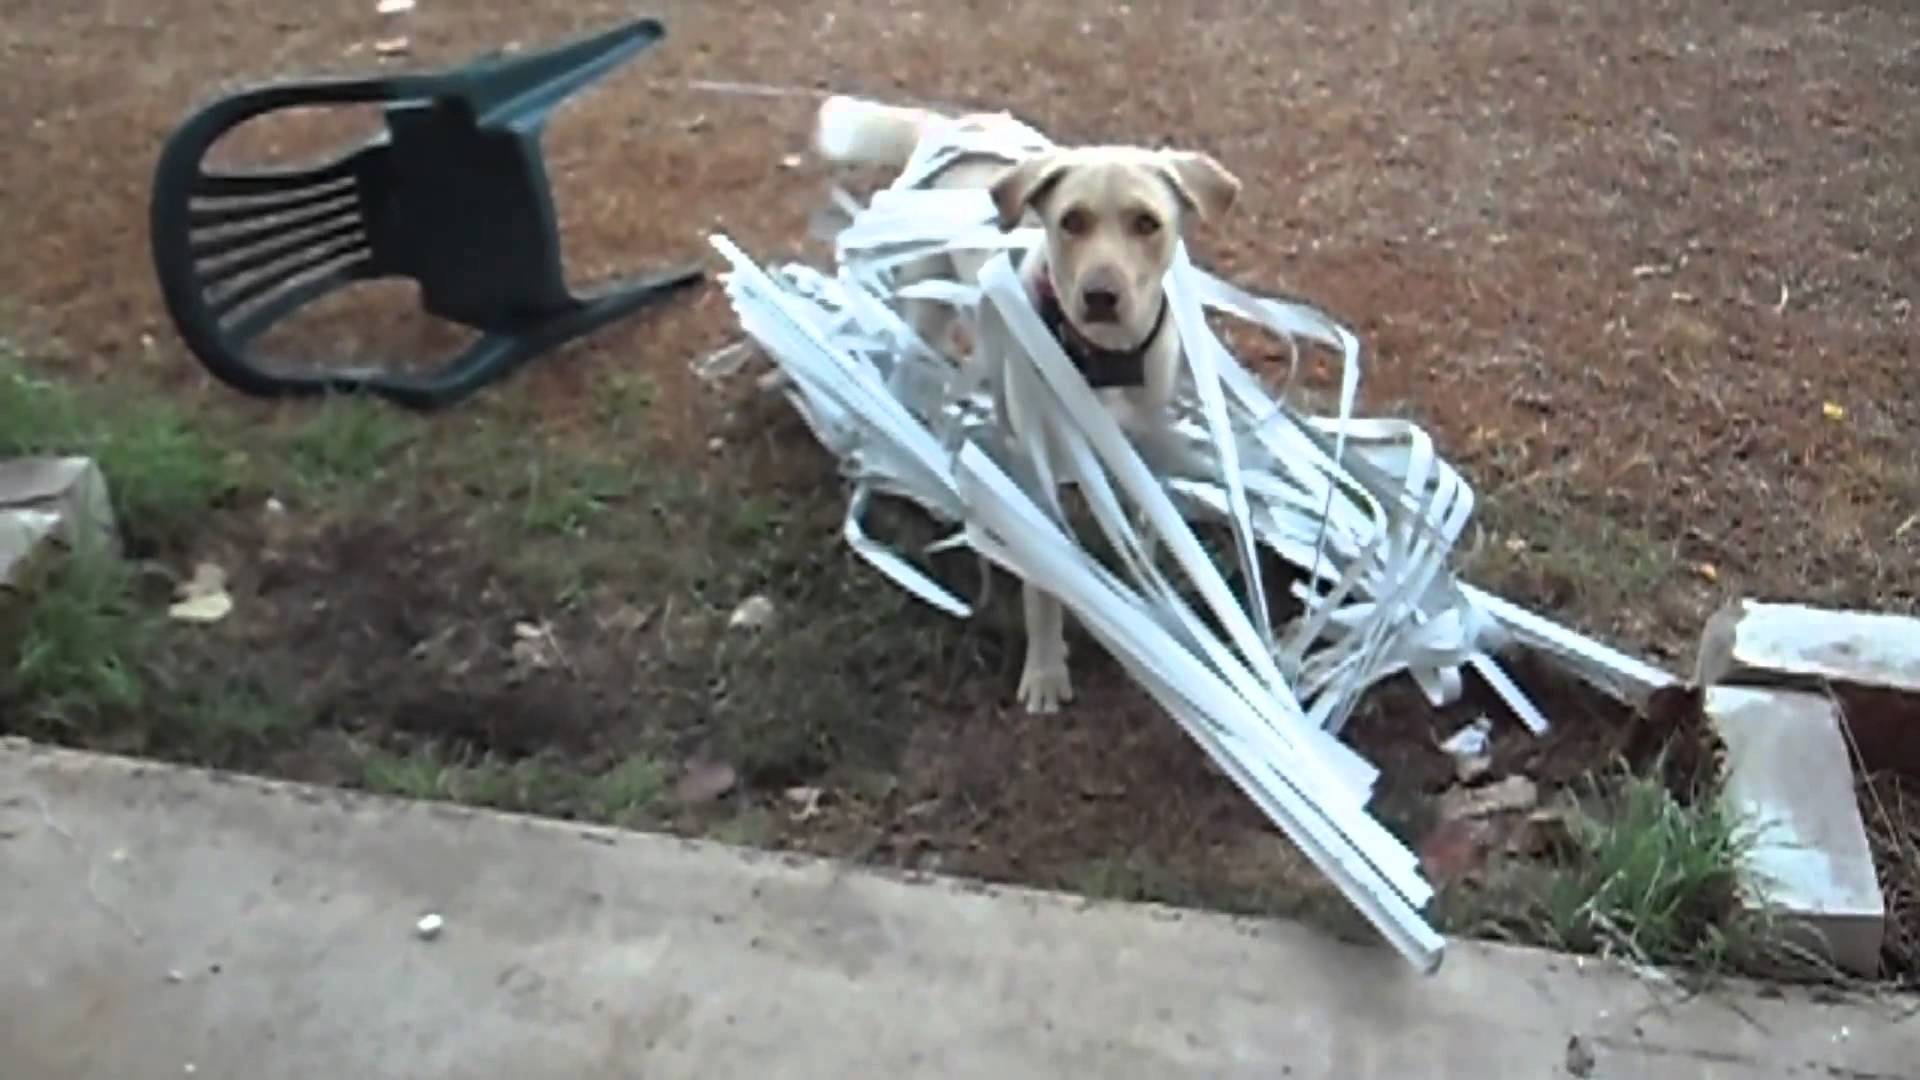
<box><xmin>148</xmin><ymin>17</ymin><xmax>703</xmax><ymax>410</ymax></box>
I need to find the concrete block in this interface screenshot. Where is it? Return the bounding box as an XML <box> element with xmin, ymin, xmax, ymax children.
<box><xmin>0</xmin><ymin>456</ymin><xmax>117</xmax><ymax>591</ymax></box>
<box><xmin>1707</xmin><ymin>686</ymin><xmax>1885</xmax><ymax>976</ymax></box>
<box><xmin>1697</xmin><ymin>599</ymin><xmax>1920</xmax><ymax>775</ymax></box>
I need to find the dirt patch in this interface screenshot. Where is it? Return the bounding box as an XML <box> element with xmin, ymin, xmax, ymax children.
<box><xmin>1860</xmin><ymin>770</ymin><xmax>1920</xmax><ymax>987</ymax></box>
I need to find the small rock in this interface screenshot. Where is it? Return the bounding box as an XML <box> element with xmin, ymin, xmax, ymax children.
<box><xmin>164</xmin><ymin>969</ymin><xmax>185</xmax><ymax>984</ymax></box>
<box><xmin>415</xmin><ymin>913</ymin><xmax>444</xmax><ymax>940</ymax></box>
<box><xmin>728</xmin><ymin>594</ymin><xmax>775</xmax><ymax>632</ymax></box>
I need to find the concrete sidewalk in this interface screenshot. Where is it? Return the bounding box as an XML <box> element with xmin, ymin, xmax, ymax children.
<box><xmin>0</xmin><ymin>740</ymin><xmax>1912</xmax><ymax>1079</ymax></box>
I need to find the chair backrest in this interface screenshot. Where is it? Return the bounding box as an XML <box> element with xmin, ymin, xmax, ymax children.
<box><xmin>148</xmin><ymin>19</ymin><xmax>666</xmax><ymax>396</ymax></box>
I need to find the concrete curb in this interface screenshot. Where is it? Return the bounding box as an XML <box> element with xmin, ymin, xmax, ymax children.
<box><xmin>1</xmin><ymin>739</ymin><xmax>1913</xmax><ymax>1078</ymax></box>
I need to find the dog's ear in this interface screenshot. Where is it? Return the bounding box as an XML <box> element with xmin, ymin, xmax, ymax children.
<box><xmin>990</xmin><ymin>154</ymin><xmax>1071</xmax><ymax>231</ymax></box>
<box><xmin>1155</xmin><ymin>150</ymin><xmax>1241</xmax><ymax>221</ymax></box>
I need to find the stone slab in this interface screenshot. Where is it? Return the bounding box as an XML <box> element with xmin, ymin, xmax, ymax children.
<box><xmin>1708</xmin><ymin>685</ymin><xmax>1886</xmax><ymax>976</ymax></box>
<box><xmin>0</xmin><ymin>455</ymin><xmax>116</xmax><ymax>591</ymax></box>
<box><xmin>1697</xmin><ymin>599</ymin><xmax>1920</xmax><ymax>775</ymax></box>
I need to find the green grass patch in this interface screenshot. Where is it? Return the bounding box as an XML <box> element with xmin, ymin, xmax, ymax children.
<box><xmin>0</xmin><ymin>352</ymin><xmax>230</xmax><ymax>548</ymax></box>
<box><xmin>1444</xmin><ymin>757</ymin><xmax>1797</xmax><ymax>976</ymax></box>
<box><xmin>285</xmin><ymin>392</ymin><xmax>421</xmax><ymax>491</ymax></box>
<box><xmin>358</xmin><ymin>743</ymin><xmax>673</xmax><ymax>826</ymax></box>
<box><xmin>2</xmin><ymin>538</ymin><xmax>154</xmax><ymax>728</ymax></box>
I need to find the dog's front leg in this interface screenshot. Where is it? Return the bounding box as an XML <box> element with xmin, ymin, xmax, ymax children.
<box><xmin>1017</xmin><ymin>581</ymin><xmax>1073</xmax><ymax>714</ymax></box>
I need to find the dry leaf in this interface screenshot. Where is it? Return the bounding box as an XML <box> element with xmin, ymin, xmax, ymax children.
<box><xmin>1437</xmin><ymin>775</ymin><xmax>1538</xmax><ymax>822</ymax></box>
<box><xmin>1695</xmin><ymin>561</ymin><xmax>1719</xmax><ymax>583</ymax></box>
<box><xmin>509</xmin><ymin>620</ymin><xmax>559</xmax><ymax>670</ymax></box>
<box><xmin>676</xmin><ymin>761</ymin><xmax>737</xmax><ymax>804</ymax></box>
<box><xmin>1822</xmin><ymin>401</ymin><xmax>1845</xmax><ymax>421</ymax></box>
<box><xmin>168</xmin><ymin>562</ymin><xmax>233</xmax><ymax>623</ymax></box>
<box><xmin>728</xmin><ymin>594</ymin><xmax>775</xmax><ymax>631</ymax></box>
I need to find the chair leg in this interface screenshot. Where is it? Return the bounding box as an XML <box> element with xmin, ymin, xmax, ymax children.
<box><xmin>349</xmin><ymin>262</ymin><xmax>706</xmax><ymax>410</ymax></box>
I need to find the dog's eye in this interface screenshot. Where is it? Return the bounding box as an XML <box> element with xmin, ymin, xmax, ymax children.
<box><xmin>1059</xmin><ymin>208</ymin><xmax>1091</xmax><ymax>236</ymax></box>
<box><xmin>1130</xmin><ymin>213</ymin><xmax>1162</xmax><ymax>237</ymax></box>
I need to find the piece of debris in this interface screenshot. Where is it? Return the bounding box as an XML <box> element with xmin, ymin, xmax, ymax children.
<box><xmin>1694</xmin><ymin>561</ymin><xmax>1719</xmax><ymax>584</ymax></box>
<box><xmin>1822</xmin><ymin>401</ymin><xmax>1846</xmax><ymax>422</ymax></box>
<box><xmin>1438</xmin><ymin>775</ymin><xmax>1538</xmax><ymax>822</ymax></box>
<box><xmin>164</xmin><ymin>968</ymin><xmax>186</xmax><ymax>984</ymax></box>
<box><xmin>376</xmin><ymin>0</ymin><xmax>415</xmax><ymax>12</ymax></box>
<box><xmin>1439</xmin><ymin>717</ymin><xmax>1493</xmax><ymax>783</ymax></box>
<box><xmin>509</xmin><ymin>620</ymin><xmax>564</xmax><ymax>672</ymax></box>
<box><xmin>374</xmin><ymin>36</ymin><xmax>411</xmax><ymax>56</ymax></box>
<box><xmin>694</xmin><ymin>340</ymin><xmax>754</xmax><ymax>384</ymax></box>
<box><xmin>779</xmin><ymin>153</ymin><xmax>803</xmax><ymax>169</ymax></box>
<box><xmin>415</xmin><ymin>912</ymin><xmax>444</xmax><ymax>941</ymax></box>
<box><xmin>785</xmin><ymin>785</ymin><xmax>824</xmax><ymax>821</ymax></box>
<box><xmin>167</xmin><ymin>562</ymin><xmax>233</xmax><ymax>624</ymax></box>
<box><xmin>676</xmin><ymin>760</ymin><xmax>738</xmax><ymax>805</ymax></box>
<box><xmin>727</xmin><ymin>594</ymin><xmax>775</xmax><ymax>632</ymax></box>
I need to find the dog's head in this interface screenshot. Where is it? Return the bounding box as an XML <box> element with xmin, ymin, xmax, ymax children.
<box><xmin>991</xmin><ymin>146</ymin><xmax>1240</xmax><ymax>351</ymax></box>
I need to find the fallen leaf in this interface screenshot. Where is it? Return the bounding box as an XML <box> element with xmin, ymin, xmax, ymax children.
<box><xmin>728</xmin><ymin>594</ymin><xmax>776</xmax><ymax>631</ymax></box>
<box><xmin>599</xmin><ymin>604</ymin><xmax>651</xmax><ymax>636</ymax></box>
<box><xmin>1509</xmin><ymin>806</ymin><xmax>1577</xmax><ymax>858</ymax></box>
<box><xmin>1822</xmin><ymin>400</ymin><xmax>1845</xmax><ymax>421</ymax></box>
<box><xmin>676</xmin><ymin>761</ymin><xmax>738</xmax><ymax>804</ymax></box>
<box><xmin>1438</xmin><ymin>775</ymin><xmax>1538</xmax><ymax>822</ymax></box>
<box><xmin>509</xmin><ymin>620</ymin><xmax>560</xmax><ymax>670</ymax></box>
<box><xmin>1695</xmin><ymin>561</ymin><xmax>1719</xmax><ymax>584</ymax></box>
<box><xmin>168</xmin><ymin>562</ymin><xmax>233</xmax><ymax>623</ymax></box>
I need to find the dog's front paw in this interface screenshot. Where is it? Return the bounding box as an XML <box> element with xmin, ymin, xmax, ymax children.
<box><xmin>1017</xmin><ymin>662</ymin><xmax>1075</xmax><ymax>714</ymax></box>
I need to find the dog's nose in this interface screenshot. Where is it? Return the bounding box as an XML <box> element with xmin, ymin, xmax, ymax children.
<box><xmin>1081</xmin><ymin>287</ymin><xmax>1120</xmax><ymax>320</ymax></box>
